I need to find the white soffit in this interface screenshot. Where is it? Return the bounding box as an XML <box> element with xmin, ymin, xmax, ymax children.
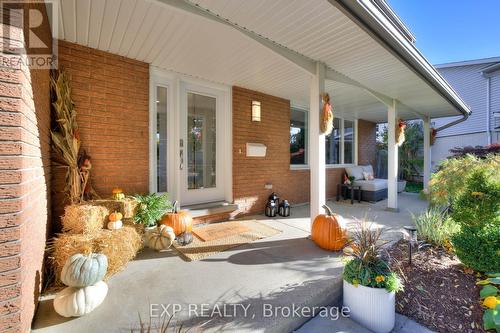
<box><xmin>53</xmin><ymin>0</ymin><xmax>462</xmax><ymax>122</ymax></box>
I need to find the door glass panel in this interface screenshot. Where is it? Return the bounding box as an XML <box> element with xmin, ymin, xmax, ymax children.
<box><xmin>187</xmin><ymin>92</ymin><xmax>216</xmax><ymax>189</ymax></box>
<box><xmin>156</xmin><ymin>86</ymin><xmax>168</xmax><ymax>192</ymax></box>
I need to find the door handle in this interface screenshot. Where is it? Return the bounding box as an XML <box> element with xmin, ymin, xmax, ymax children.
<box><xmin>179</xmin><ymin>149</ymin><xmax>184</xmax><ymax>170</ymax></box>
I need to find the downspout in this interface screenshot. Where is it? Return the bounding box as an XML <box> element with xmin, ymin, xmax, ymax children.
<box><xmin>486</xmin><ymin>76</ymin><xmax>491</xmax><ymax>145</ymax></box>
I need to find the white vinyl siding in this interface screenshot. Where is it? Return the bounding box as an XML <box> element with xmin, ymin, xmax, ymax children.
<box><xmin>433</xmin><ymin>63</ymin><xmax>491</xmax><ymax>137</ymax></box>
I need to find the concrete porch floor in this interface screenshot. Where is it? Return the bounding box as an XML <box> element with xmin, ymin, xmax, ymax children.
<box><xmin>33</xmin><ymin>193</ymin><xmax>427</xmax><ymax>333</ymax></box>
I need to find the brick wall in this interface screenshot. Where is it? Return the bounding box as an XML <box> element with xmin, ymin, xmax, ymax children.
<box><xmin>52</xmin><ymin>41</ymin><xmax>150</xmax><ymax>227</ymax></box>
<box><xmin>357</xmin><ymin>119</ymin><xmax>377</xmax><ymax>170</ymax></box>
<box><xmin>232</xmin><ymin>86</ymin><xmax>376</xmax><ymax>215</ymax></box>
<box><xmin>0</xmin><ymin>3</ymin><xmax>52</xmax><ymax>332</ymax></box>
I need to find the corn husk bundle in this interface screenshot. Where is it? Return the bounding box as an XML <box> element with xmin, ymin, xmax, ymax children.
<box><xmin>430</xmin><ymin>128</ymin><xmax>437</xmax><ymax>146</ymax></box>
<box><xmin>396</xmin><ymin>118</ymin><xmax>406</xmax><ymax>146</ymax></box>
<box><xmin>51</xmin><ymin>71</ymin><xmax>99</xmax><ymax>204</ymax></box>
<box><xmin>320</xmin><ymin>93</ymin><xmax>333</xmax><ymax>135</ymax></box>
<box><xmin>61</xmin><ymin>204</ymin><xmax>109</xmax><ymax>234</ymax></box>
<box><xmin>88</xmin><ymin>198</ymin><xmax>138</xmax><ymax>219</ymax></box>
<box><xmin>50</xmin><ymin>220</ymin><xmax>143</xmax><ymax>283</ymax></box>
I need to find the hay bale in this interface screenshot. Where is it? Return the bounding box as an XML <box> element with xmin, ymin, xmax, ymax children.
<box><xmin>51</xmin><ymin>220</ymin><xmax>143</xmax><ymax>282</ymax></box>
<box><xmin>61</xmin><ymin>204</ymin><xmax>108</xmax><ymax>234</ymax></box>
<box><xmin>89</xmin><ymin>198</ymin><xmax>138</xmax><ymax>219</ymax></box>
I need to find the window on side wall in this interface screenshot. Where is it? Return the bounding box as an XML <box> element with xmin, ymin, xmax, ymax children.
<box><xmin>325</xmin><ymin>118</ymin><xmax>356</xmax><ymax>165</ymax></box>
<box><xmin>290</xmin><ymin>108</ymin><xmax>308</xmax><ymax>165</ymax></box>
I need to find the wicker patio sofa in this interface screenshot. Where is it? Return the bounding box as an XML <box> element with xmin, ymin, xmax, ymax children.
<box><xmin>344</xmin><ymin>165</ymin><xmax>388</xmax><ymax>202</ymax></box>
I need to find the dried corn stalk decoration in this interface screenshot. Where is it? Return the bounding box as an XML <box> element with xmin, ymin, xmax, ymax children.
<box><xmin>51</xmin><ymin>71</ymin><xmax>97</xmax><ymax>203</ymax></box>
<box><xmin>430</xmin><ymin>127</ymin><xmax>437</xmax><ymax>146</ymax></box>
<box><xmin>395</xmin><ymin>118</ymin><xmax>406</xmax><ymax>146</ymax></box>
<box><xmin>320</xmin><ymin>93</ymin><xmax>333</xmax><ymax>135</ymax></box>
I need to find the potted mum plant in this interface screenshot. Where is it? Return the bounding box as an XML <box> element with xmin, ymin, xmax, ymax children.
<box><xmin>343</xmin><ymin>221</ymin><xmax>403</xmax><ymax>333</ymax></box>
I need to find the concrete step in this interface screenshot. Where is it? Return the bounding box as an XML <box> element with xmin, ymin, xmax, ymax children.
<box><xmin>181</xmin><ymin>201</ymin><xmax>239</xmax><ymax>224</ymax></box>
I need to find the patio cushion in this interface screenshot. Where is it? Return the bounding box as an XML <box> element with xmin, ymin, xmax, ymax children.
<box><xmin>361</xmin><ymin>165</ymin><xmax>374</xmax><ymax>175</ymax></box>
<box><xmin>345</xmin><ymin>166</ymin><xmax>364</xmax><ymax>180</ymax></box>
<box><xmin>355</xmin><ymin>179</ymin><xmax>388</xmax><ymax>191</ymax></box>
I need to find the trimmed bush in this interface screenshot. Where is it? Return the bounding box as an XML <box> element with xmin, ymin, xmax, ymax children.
<box><xmin>452</xmin><ymin>225</ymin><xmax>500</xmax><ymax>273</ymax></box>
<box><xmin>447</xmin><ymin>160</ymin><xmax>500</xmax><ymax>272</ymax></box>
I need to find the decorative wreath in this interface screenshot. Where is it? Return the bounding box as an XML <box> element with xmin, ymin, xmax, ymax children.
<box><xmin>320</xmin><ymin>93</ymin><xmax>333</xmax><ymax>135</ymax></box>
<box><xmin>395</xmin><ymin>119</ymin><xmax>406</xmax><ymax>146</ymax></box>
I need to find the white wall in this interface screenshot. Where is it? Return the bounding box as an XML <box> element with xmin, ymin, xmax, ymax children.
<box><xmin>431</xmin><ymin>132</ymin><xmax>489</xmax><ymax>169</ymax></box>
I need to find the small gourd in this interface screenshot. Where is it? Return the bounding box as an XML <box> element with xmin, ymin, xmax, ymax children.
<box><xmin>107</xmin><ymin>212</ymin><xmax>123</xmax><ymax>230</ymax></box>
<box><xmin>160</xmin><ymin>201</ymin><xmax>193</xmax><ymax>236</ymax></box>
<box><xmin>107</xmin><ymin>220</ymin><xmax>123</xmax><ymax>230</ymax></box>
<box><xmin>60</xmin><ymin>253</ymin><xmax>108</xmax><ymax>287</ymax></box>
<box><xmin>147</xmin><ymin>225</ymin><xmax>175</xmax><ymax>251</ymax></box>
<box><xmin>177</xmin><ymin>231</ymin><xmax>194</xmax><ymax>246</ymax></box>
<box><xmin>311</xmin><ymin>205</ymin><xmax>347</xmax><ymax>251</ymax></box>
<box><xmin>53</xmin><ymin>281</ymin><xmax>108</xmax><ymax>317</ymax></box>
<box><xmin>112</xmin><ymin>188</ymin><xmax>125</xmax><ymax>200</ymax></box>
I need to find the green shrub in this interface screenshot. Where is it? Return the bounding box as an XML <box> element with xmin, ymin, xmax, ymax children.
<box><xmin>428</xmin><ymin>154</ymin><xmax>499</xmax><ymax>207</ymax></box>
<box><xmin>412</xmin><ymin>208</ymin><xmax>459</xmax><ymax>247</ymax></box>
<box><xmin>452</xmin><ymin>225</ymin><xmax>500</xmax><ymax>273</ymax></box>
<box><xmin>450</xmin><ymin>170</ymin><xmax>500</xmax><ymax>229</ymax></box>
<box><xmin>133</xmin><ymin>193</ymin><xmax>172</xmax><ymax>228</ymax></box>
<box><xmin>447</xmin><ymin>161</ymin><xmax>500</xmax><ymax>272</ymax></box>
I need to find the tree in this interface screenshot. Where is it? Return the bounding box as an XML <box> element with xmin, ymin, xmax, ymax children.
<box><xmin>377</xmin><ymin>121</ymin><xmax>424</xmax><ymax>181</ymax></box>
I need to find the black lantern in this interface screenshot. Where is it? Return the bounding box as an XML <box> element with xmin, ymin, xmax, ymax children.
<box><xmin>403</xmin><ymin>226</ymin><xmax>418</xmax><ymax>266</ymax></box>
<box><xmin>268</xmin><ymin>192</ymin><xmax>279</xmax><ymax>207</ymax></box>
<box><xmin>278</xmin><ymin>200</ymin><xmax>291</xmax><ymax>217</ymax></box>
<box><xmin>265</xmin><ymin>201</ymin><xmax>277</xmax><ymax>217</ymax></box>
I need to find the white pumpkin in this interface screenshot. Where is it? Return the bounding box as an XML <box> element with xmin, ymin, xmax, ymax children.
<box><xmin>61</xmin><ymin>253</ymin><xmax>107</xmax><ymax>287</ymax></box>
<box><xmin>107</xmin><ymin>220</ymin><xmax>123</xmax><ymax>230</ymax></box>
<box><xmin>53</xmin><ymin>281</ymin><xmax>108</xmax><ymax>317</ymax></box>
<box><xmin>147</xmin><ymin>225</ymin><xmax>175</xmax><ymax>251</ymax></box>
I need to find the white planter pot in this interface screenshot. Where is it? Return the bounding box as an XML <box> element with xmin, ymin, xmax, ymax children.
<box><xmin>397</xmin><ymin>180</ymin><xmax>407</xmax><ymax>193</ymax></box>
<box><xmin>343</xmin><ymin>280</ymin><xmax>395</xmax><ymax>333</ymax></box>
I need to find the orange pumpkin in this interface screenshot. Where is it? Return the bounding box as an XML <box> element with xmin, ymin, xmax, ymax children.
<box><xmin>109</xmin><ymin>212</ymin><xmax>123</xmax><ymax>222</ymax></box>
<box><xmin>160</xmin><ymin>201</ymin><xmax>193</xmax><ymax>236</ymax></box>
<box><xmin>311</xmin><ymin>205</ymin><xmax>347</xmax><ymax>251</ymax></box>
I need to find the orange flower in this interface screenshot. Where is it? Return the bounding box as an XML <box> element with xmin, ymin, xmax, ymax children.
<box><xmin>375</xmin><ymin>275</ymin><xmax>385</xmax><ymax>283</ymax></box>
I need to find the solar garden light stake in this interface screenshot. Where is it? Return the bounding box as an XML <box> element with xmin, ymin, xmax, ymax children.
<box><xmin>403</xmin><ymin>226</ymin><xmax>418</xmax><ymax>266</ymax></box>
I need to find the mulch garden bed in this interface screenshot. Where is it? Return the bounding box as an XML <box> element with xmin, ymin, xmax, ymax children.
<box><xmin>386</xmin><ymin>240</ymin><xmax>486</xmax><ymax>333</ymax></box>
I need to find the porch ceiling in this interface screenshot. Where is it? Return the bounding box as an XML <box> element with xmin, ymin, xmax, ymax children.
<box><xmin>52</xmin><ymin>0</ymin><xmax>467</xmax><ymax>123</ymax></box>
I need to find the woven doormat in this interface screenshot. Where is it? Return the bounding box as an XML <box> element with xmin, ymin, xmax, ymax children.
<box><xmin>192</xmin><ymin>221</ymin><xmax>250</xmax><ymax>241</ymax></box>
<box><xmin>172</xmin><ymin>220</ymin><xmax>282</xmax><ymax>262</ymax></box>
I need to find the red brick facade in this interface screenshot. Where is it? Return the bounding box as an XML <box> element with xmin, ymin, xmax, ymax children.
<box><xmin>232</xmin><ymin>86</ymin><xmax>377</xmax><ymax>215</ymax></box>
<box><xmin>0</xmin><ymin>3</ymin><xmax>52</xmax><ymax>332</ymax></box>
<box><xmin>52</xmin><ymin>41</ymin><xmax>150</xmax><ymax>225</ymax></box>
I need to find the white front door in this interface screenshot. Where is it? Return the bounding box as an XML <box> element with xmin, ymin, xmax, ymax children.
<box><xmin>150</xmin><ymin>69</ymin><xmax>230</xmax><ymax>205</ymax></box>
<box><xmin>179</xmin><ymin>83</ymin><xmax>226</xmax><ymax>204</ymax></box>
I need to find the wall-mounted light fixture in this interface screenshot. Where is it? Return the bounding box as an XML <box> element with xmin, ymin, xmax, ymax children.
<box><xmin>252</xmin><ymin>101</ymin><xmax>261</xmax><ymax>122</ymax></box>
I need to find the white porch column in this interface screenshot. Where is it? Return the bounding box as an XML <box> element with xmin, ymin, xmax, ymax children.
<box><xmin>309</xmin><ymin>62</ymin><xmax>326</xmax><ymax>221</ymax></box>
<box><xmin>423</xmin><ymin>116</ymin><xmax>431</xmax><ymax>190</ymax></box>
<box><xmin>387</xmin><ymin>100</ymin><xmax>399</xmax><ymax>211</ymax></box>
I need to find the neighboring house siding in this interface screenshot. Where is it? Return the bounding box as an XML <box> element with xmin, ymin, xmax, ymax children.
<box><xmin>434</xmin><ymin>63</ymin><xmax>491</xmax><ymax>137</ymax></box>
<box><xmin>232</xmin><ymin>86</ymin><xmax>376</xmax><ymax>215</ymax></box>
<box><xmin>0</xmin><ymin>3</ymin><xmax>52</xmax><ymax>332</ymax></box>
<box><xmin>54</xmin><ymin>41</ymin><xmax>150</xmax><ymax>228</ymax></box>
<box><xmin>432</xmin><ymin>132</ymin><xmax>488</xmax><ymax>168</ymax></box>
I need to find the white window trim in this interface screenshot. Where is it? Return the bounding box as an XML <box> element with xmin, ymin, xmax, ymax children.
<box><xmin>289</xmin><ymin>114</ymin><xmax>358</xmax><ymax>170</ymax></box>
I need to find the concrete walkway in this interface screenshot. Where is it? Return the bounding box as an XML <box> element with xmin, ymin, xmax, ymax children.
<box><xmin>296</xmin><ymin>311</ymin><xmax>435</xmax><ymax>333</ymax></box>
<box><xmin>33</xmin><ymin>193</ymin><xmax>427</xmax><ymax>332</ymax></box>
